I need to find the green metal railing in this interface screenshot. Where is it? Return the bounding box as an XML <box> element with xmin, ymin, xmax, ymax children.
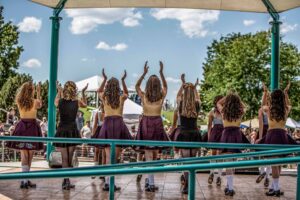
<box><xmin>0</xmin><ymin>136</ymin><xmax>299</xmax><ymax>200</ymax></box>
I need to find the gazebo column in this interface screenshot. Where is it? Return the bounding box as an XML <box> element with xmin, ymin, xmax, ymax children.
<box><xmin>47</xmin><ymin>0</ymin><xmax>67</xmax><ymax>160</ymax></box>
<box><xmin>270</xmin><ymin>19</ymin><xmax>281</xmax><ymax>90</ymax></box>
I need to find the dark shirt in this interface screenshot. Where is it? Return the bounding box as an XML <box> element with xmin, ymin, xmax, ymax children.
<box><xmin>179</xmin><ymin>102</ymin><xmax>200</xmax><ymax>130</ymax></box>
<box><xmin>58</xmin><ymin>99</ymin><xmax>79</xmax><ymax>125</ymax></box>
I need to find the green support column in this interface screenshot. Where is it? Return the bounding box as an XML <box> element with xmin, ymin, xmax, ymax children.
<box><xmin>188</xmin><ymin>170</ymin><xmax>196</xmax><ymax>200</ymax></box>
<box><xmin>46</xmin><ymin>13</ymin><xmax>62</xmax><ymax>160</ymax></box>
<box><xmin>270</xmin><ymin>20</ymin><xmax>281</xmax><ymax>91</ymax></box>
<box><xmin>109</xmin><ymin>143</ymin><xmax>116</xmax><ymax>200</ymax></box>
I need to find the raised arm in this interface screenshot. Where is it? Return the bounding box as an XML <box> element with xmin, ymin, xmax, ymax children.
<box><xmin>121</xmin><ymin>70</ymin><xmax>128</xmax><ymax>100</ymax></box>
<box><xmin>261</xmin><ymin>83</ymin><xmax>269</xmax><ymax>107</ymax></box>
<box><xmin>258</xmin><ymin>108</ymin><xmax>264</xmax><ymax>139</ymax></box>
<box><xmin>194</xmin><ymin>78</ymin><xmax>200</xmax><ymax>102</ymax></box>
<box><xmin>216</xmin><ymin>96</ymin><xmax>226</xmax><ymax>114</ymax></box>
<box><xmin>159</xmin><ymin>61</ymin><xmax>168</xmax><ymax>97</ymax></box>
<box><xmin>79</xmin><ymin>83</ymin><xmax>88</xmax><ymax>108</ymax></box>
<box><xmin>176</xmin><ymin>74</ymin><xmax>185</xmax><ymax>102</ymax></box>
<box><xmin>207</xmin><ymin>111</ymin><xmax>214</xmax><ymax>139</ymax></box>
<box><xmin>35</xmin><ymin>82</ymin><xmax>42</xmax><ymax>109</ymax></box>
<box><xmin>135</xmin><ymin>61</ymin><xmax>148</xmax><ymax>97</ymax></box>
<box><xmin>98</xmin><ymin>69</ymin><xmax>107</xmax><ymax>100</ymax></box>
<box><xmin>54</xmin><ymin>82</ymin><xmax>62</xmax><ymax>107</ymax></box>
<box><xmin>284</xmin><ymin>82</ymin><xmax>292</xmax><ymax>112</ymax></box>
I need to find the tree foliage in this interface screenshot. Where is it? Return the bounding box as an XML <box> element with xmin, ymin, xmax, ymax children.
<box><xmin>200</xmin><ymin>31</ymin><xmax>300</xmax><ymax>120</ymax></box>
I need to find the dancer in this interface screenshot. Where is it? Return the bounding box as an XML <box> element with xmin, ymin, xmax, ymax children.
<box><xmin>217</xmin><ymin>92</ymin><xmax>249</xmax><ymax>196</ymax></box>
<box><xmin>259</xmin><ymin>83</ymin><xmax>297</xmax><ymax>197</ymax></box>
<box><xmin>207</xmin><ymin>95</ymin><xmax>224</xmax><ymax>186</ymax></box>
<box><xmin>135</xmin><ymin>61</ymin><xmax>169</xmax><ymax>192</ymax></box>
<box><xmin>6</xmin><ymin>82</ymin><xmax>44</xmax><ymax>189</ymax></box>
<box><xmin>96</xmin><ymin>69</ymin><xmax>132</xmax><ymax>191</ymax></box>
<box><xmin>173</xmin><ymin>74</ymin><xmax>202</xmax><ymax>194</ymax></box>
<box><xmin>255</xmin><ymin>107</ymin><xmax>271</xmax><ymax>187</ymax></box>
<box><xmin>53</xmin><ymin>81</ymin><xmax>88</xmax><ymax>190</ymax></box>
<box><xmin>91</xmin><ymin>102</ymin><xmax>105</xmax><ymax>181</ymax></box>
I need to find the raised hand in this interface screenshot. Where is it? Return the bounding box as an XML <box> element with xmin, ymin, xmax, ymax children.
<box><xmin>159</xmin><ymin>61</ymin><xmax>164</xmax><ymax>74</ymax></box>
<box><xmin>262</xmin><ymin>83</ymin><xmax>268</xmax><ymax>92</ymax></box>
<box><xmin>181</xmin><ymin>73</ymin><xmax>186</xmax><ymax>84</ymax></box>
<box><xmin>36</xmin><ymin>82</ymin><xmax>41</xmax><ymax>93</ymax></box>
<box><xmin>122</xmin><ymin>70</ymin><xmax>127</xmax><ymax>81</ymax></box>
<box><xmin>284</xmin><ymin>81</ymin><xmax>291</xmax><ymax>94</ymax></box>
<box><xmin>194</xmin><ymin>78</ymin><xmax>199</xmax><ymax>87</ymax></box>
<box><xmin>82</xmin><ymin>83</ymin><xmax>89</xmax><ymax>92</ymax></box>
<box><xmin>143</xmin><ymin>61</ymin><xmax>149</xmax><ymax>75</ymax></box>
<box><xmin>102</xmin><ymin>68</ymin><xmax>107</xmax><ymax>80</ymax></box>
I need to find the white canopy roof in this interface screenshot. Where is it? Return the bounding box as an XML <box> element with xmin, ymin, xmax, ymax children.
<box><xmin>123</xmin><ymin>99</ymin><xmax>143</xmax><ymax>115</ymax></box>
<box><xmin>32</xmin><ymin>0</ymin><xmax>300</xmax><ymax>13</ymax></box>
<box><xmin>75</xmin><ymin>75</ymin><xmax>103</xmax><ymax>92</ymax></box>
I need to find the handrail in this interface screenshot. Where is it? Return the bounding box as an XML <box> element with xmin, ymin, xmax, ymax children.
<box><xmin>0</xmin><ymin>136</ymin><xmax>298</xmax><ymax>149</ymax></box>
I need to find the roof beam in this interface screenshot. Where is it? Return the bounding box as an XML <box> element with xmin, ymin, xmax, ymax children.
<box><xmin>262</xmin><ymin>0</ymin><xmax>280</xmax><ymax>20</ymax></box>
<box><xmin>54</xmin><ymin>0</ymin><xmax>68</xmax><ymax>16</ymax></box>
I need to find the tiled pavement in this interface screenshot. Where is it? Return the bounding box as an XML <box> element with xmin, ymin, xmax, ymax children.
<box><xmin>0</xmin><ymin>163</ymin><xmax>297</xmax><ymax>200</ymax></box>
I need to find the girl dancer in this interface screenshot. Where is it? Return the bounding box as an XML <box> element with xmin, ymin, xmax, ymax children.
<box><xmin>174</xmin><ymin>74</ymin><xmax>202</xmax><ymax>194</ymax></box>
<box><xmin>256</xmin><ymin>107</ymin><xmax>271</xmax><ymax>187</ymax></box>
<box><xmin>96</xmin><ymin>69</ymin><xmax>132</xmax><ymax>191</ymax></box>
<box><xmin>91</xmin><ymin>102</ymin><xmax>106</xmax><ymax>181</ymax></box>
<box><xmin>217</xmin><ymin>92</ymin><xmax>249</xmax><ymax>196</ymax></box>
<box><xmin>207</xmin><ymin>95</ymin><xmax>224</xmax><ymax>186</ymax></box>
<box><xmin>53</xmin><ymin>81</ymin><xmax>88</xmax><ymax>190</ymax></box>
<box><xmin>135</xmin><ymin>61</ymin><xmax>169</xmax><ymax>192</ymax></box>
<box><xmin>7</xmin><ymin>82</ymin><xmax>43</xmax><ymax>189</ymax></box>
<box><xmin>259</xmin><ymin>83</ymin><xmax>297</xmax><ymax>197</ymax></box>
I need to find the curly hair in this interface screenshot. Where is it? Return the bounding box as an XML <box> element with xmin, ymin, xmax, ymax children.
<box><xmin>213</xmin><ymin>95</ymin><xmax>223</xmax><ymax>113</ymax></box>
<box><xmin>179</xmin><ymin>83</ymin><xmax>198</xmax><ymax>118</ymax></box>
<box><xmin>16</xmin><ymin>82</ymin><xmax>35</xmax><ymax>111</ymax></box>
<box><xmin>145</xmin><ymin>75</ymin><xmax>163</xmax><ymax>103</ymax></box>
<box><xmin>269</xmin><ymin>89</ymin><xmax>287</xmax><ymax>122</ymax></box>
<box><xmin>63</xmin><ymin>81</ymin><xmax>77</xmax><ymax>100</ymax></box>
<box><xmin>104</xmin><ymin>77</ymin><xmax>121</xmax><ymax>109</ymax></box>
<box><xmin>222</xmin><ymin>93</ymin><xmax>244</xmax><ymax>122</ymax></box>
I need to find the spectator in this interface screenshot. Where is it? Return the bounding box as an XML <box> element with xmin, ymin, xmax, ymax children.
<box><xmin>0</xmin><ymin>122</ymin><xmax>4</xmax><ymax>135</ymax></box>
<box><xmin>6</xmin><ymin>108</ymin><xmax>17</xmax><ymax>125</ymax></box>
<box><xmin>76</xmin><ymin>111</ymin><xmax>84</xmax><ymax>132</ymax></box>
<box><xmin>130</xmin><ymin>125</ymin><xmax>137</xmax><ymax>138</ymax></box>
<box><xmin>40</xmin><ymin>117</ymin><xmax>48</xmax><ymax>137</ymax></box>
<box><xmin>294</xmin><ymin>129</ymin><xmax>300</xmax><ymax>144</ymax></box>
<box><xmin>81</xmin><ymin>121</ymin><xmax>92</xmax><ymax>157</ymax></box>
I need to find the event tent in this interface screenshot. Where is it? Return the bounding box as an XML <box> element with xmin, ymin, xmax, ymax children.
<box><xmin>75</xmin><ymin>75</ymin><xmax>103</xmax><ymax>92</ymax></box>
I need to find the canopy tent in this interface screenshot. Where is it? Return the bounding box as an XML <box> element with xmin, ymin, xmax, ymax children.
<box><xmin>286</xmin><ymin>117</ymin><xmax>300</xmax><ymax>128</ymax></box>
<box><xmin>75</xmin><ymin>75</ymin><xmax>103</xmax><ymax>92</ymax></box>
<box><xmin>241</xmin><ymin>118</ymin><xmax>260</xmax><ymax>129</ymax></box>
<box><xmin>32</xmin><ymin>0</ymin><xmax>300</xmax><ymax>13</ymax></box>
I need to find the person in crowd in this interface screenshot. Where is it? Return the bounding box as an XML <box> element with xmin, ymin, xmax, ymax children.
<box><xmin>258</xmin><ymin>82</ymin><xmax>298</xmax><ymax>197</ymax></box>
<box><xmin>207</xmin><ymin>95</ymin><xmax>224</xmax><ymax>186</ymax></box>
<box><xmin>81</xmin><ymin>121</ymin><xmax>92</xmax><ymax>157</ymax></box>
<box><xmin>96</xmin><ymin>69</ymin><xmax>132</xmax><ymax>191</ymax></box>
<box><xmin>217</xmin><ymin>92</ymin><xmax>249</xmax><ymax>196</ymax></box>
<box><xmin>130</xmin><ymin>125</ymin><xmax>137</xmax><ymax>138</ymax></box>
<box><xmin>76</xmin><ymin>111</ymin><xmax>84</xmax><ymax>132</ymax></box>
<box><xmin>6</xmin><ymin>82</ymin><xmax>43</xmax><ymax>189</ymax></box>
<box><xmin>53</xmin><ymin>81</ymin><xmax>88</xmax><ymax>190</ymax></box>
<box><xmin>6</xmin><ymin>107</ymin><xmax>17</xmax><ymax>125</ymax></box>
<box><xmin>173</xmin><ymin>74</ymin><xmax>202</xmax><ymax>194</ymax></box>
<box><xmin>294</xmin><ymin>129</ymin><xmax>300</xmax><ymax>143</ymax></box>
<box><xmin>91</xmin><ymin>102</ymin><xmax>106</xmax><ymax>180</ymax></box>
<box><xmin>40</xmin><ymin>117</ymin><xmax>48</xmax><ymax>157</ymax></box>
<box><xmin>135</xmin><ymin>61</ymin><xmax>169</xmax><ymax>192</ymax></box>
<box><xmin>0</xmin><ymin>122</ymin><xmax>4</xmax><ymax>135</ymax></box>
<box><xmin>256</xmin><ymin>107</ymin><xmax>271</xmax><ymax>187</ymax></box>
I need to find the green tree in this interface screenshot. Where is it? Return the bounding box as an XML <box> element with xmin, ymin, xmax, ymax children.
<box><xmin>200</xmin><ymin>31</ymin><xmax>300</xmax><ymax>120</ymax></box>
<box><xmin>0</xmin><ymin>6</ymin><xmax>23</xmax><ymax>90</ymax></box>
<box><xmin>37</xmin><ymin>80</ymin><xmax>49</xmax><ymax>120</ymax></box>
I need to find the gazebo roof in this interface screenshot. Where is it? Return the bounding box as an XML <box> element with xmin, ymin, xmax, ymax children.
<box><xmin>31</xmin><ymin>0</ymin><xmax>300</xmax><ymax>13</ymax></box>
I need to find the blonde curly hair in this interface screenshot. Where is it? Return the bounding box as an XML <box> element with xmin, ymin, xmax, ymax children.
<box><xmin>63</xmin><ymin>81</ymin><xmax>77</xmax><ymax>100</ymax></box>
<box><xmin>16</xmin><ymin>82</ymin><xmax>35</xmax><ymax>111</ymax></box>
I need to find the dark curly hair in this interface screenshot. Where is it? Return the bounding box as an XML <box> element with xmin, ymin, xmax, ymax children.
<box><xmin>104</xmin><ymin>77</ymin><xmax>121</xmax><ymax>109</ymax></box>
<box><xmin>145</xmin><ymin>75</ymin><xmax>163</xmax><ymax>103</ymax></box>
<box><xmin>213</xmin><ymin>95</ymin><xmax>223</xmax><ymax>113</ymax></box>
<box><xmin>16</xmin><ymin>82</ymin><xmax>34</xmax><ymax>111</ymax></box>
<box><xmin>222</xmin><ymin>93</ymin><xmax>244</xmax><ymax>122</ymax></box>
<box><xmin>179</xmin><ymin>83</ymin><xmax>198</xmax><ymax>118</ymax></box>
<box><xmin>269</xmin><ymin>89</ymin><xmax>287</xmax><ymax>122</ymax></box>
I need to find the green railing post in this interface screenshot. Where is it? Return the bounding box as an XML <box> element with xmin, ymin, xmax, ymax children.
<box><xmin>109</xmin><ymin>143</ymin><xmax>116</xmax><ymax>200</ymax></box>
<box><xmin>188</xmin><ymin>170</ymin><xmax>196</xmax><ymax>200</ymax></box>
<box><xmin>46</xmin><ymin>12</ymin><xmax>62</xmax><ymax>161</ymax></box>
<box><xmin>270</xmin><ymin>19</ymin><xmax>281</xmax><ymax>91</ymax></box>
<box><xmin>297</xmin><ymin>158</ymin><xmax>300</xmax><ymax>199</ymax></box>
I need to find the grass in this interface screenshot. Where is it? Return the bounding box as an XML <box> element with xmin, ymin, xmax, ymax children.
<box><xmin>80</xmin><ymin>106</ymin><xmax>96</xmax><ymax>122</ymax></box>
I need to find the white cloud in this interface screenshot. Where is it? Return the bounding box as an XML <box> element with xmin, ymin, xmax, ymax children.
<box><xmin>22</xmin><ymin>58</ymin><xmax>41</xmax><ymax>68</ymax></box>
<box><xmin>281</xmin><ymin>22</ymin><xmax>298</xmax><ymax>34</ymax></box>
<box><xmin>18</xmin><ymin>17</ymin><xmax>42</xmax><ymax>33</ymax></box>
<box><xmin>166</xmin><ymin>77</ymin><xmax>181</xmax><ymax>83</ymax></box>
<box><xmin>132</xmin><ymin>73</ymin><xmax>139</xmax><ymax>78</ymax></box>
<box><xmin>243</xmin><ymin>20</ymin><xmax>255</xmax><ymax>26</ymax></box>
<box><xmin>95</xmin><ymin>41</ymin><xmax>128</xmax><ymax>51</ymax></box>
<box><xmin>65</xmin><ymin>8</ymin><xmax>142</xmax><ymax>34</ymax></box>
<box><xmin>81</xmin><ymin>58</ymin><xmax>88</xmax><ymax>62</ymax></box>
<box><xmin>150</xmin><ymin>9</ymin><xmax>219</xmax><ymax>38</ymax></box>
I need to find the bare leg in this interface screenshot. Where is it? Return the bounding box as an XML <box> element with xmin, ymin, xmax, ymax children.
<box><xmin>20</xmin><ymin>150</ymin><xmax>30</xmax><ymax>186</ymax></box>
<box><xmin>104</xmin><ymin>147</ymin><xmax>121</xmax><ymax>190</ymax></box>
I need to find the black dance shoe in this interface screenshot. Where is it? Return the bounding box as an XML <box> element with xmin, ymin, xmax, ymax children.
<box><xmin>102</xmin><ymin>184</ymin><xmax>121</xmax><ymax>192</ymax></box>
<box><xmin>264</xmin><ymin>177</ymin><xmax>270</xmax><ymax>188</ymax></box>
<box><xmin>99</xmin><ymin>177</ymin><xmax>105</xmax><ymax>181</ymax></box>
<box><xmin>144</xmin><ymin>178</ymin><xmax>149</xmax><ymax>188</ymax></box>
<box><xmin>136</xmin><ymin>175</ymin><xmax>142</xmax><ymax>182</ymax></box>
<box><xmin>20</xmin><ymin>181</ymin><xmax>29</xmax><ymax>189</ymax></box>
<box><xmin>208</xmin><ymin>173</ymin><xmax>214</xmax><ymax>184</ymax></box>
<box><xmin>27</xmin><ymin>181</ymin><xmax>36</xmax><ymax>188</ymax></box>
<box><xmin>181</xmin><ymin>186</ymin><xmax>188</xmax><ymax>195</ymax></box>
<box><xmin>180</xmin><ymin>174</ymin><xmax>185</xmax><ymax>185</ymax></box>
<box><xmin>145</xmin><ymin>185</ymin><xmax>158</xmax><ymax>192</ymax></box>
<box><xmin>225</xmin><ymin>189</ymin><xmax>235</xmax><ymax>196</ymax></box>
<box><xmin>256</xmin><ymin>172</ymin><xmax>266</xmax><ymax>183</ymax></box>
<box><xmin>216</xmin><ymin>177</ymin><xmax>221</xmax><ymax>186</ymax></box>
<box><xmin>265</xmin><ymin>189</ymin><xmax>284</xmax><ymax>197</ymax></box>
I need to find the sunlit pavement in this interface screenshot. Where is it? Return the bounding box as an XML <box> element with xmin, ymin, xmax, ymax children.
<box><xmin>0</xmin><ymin>161</ymin><xmax>297</xmax><ymax>200</ymax></box>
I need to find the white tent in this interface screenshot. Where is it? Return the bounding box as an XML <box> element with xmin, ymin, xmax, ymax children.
<box><xmin>75</xmin><ymin>75</ymin><xmax>103</xmax><ymax>92</ymax></box>
<box><xmin>286</xmin><ymin>117</ymin><xmax>300</xmax><ymax>128</ymax></box>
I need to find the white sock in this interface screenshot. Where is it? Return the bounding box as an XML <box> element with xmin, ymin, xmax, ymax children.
<box><xmin>259</xmin><ymin>167</ymin><xmax>265</xmax><ymax>175</ymax></box>
<box><xmin>266</xmin><ymin>166</ymin><xmax>271</xmax><ymax>178</ymax></box>
<box><xmin>273</xmin><ymin>178</ymin><xmax>279</xmax><ymax>191</ymax></box>
<box><xmin>210</xmin><ymin>161</ymin><xmax>215</xmax><ymax>175</ymax></box>
<box><xmin>22</xmin><ymin>165</ymin><xmax>29</xmax><ymax>183</ymax></box>
<box><xmin>226</xmin><ymin>175</ymin><xmax>233</xmax><ymax>190</ymax></box>
<box><xmin>148</xmin><ymin>174</ymin><xmax>154</xmax><ymax>186</ymax></box>
<box><xmin>269</xmin><ymin>180</ymin><xmax>274</xmax><ymax>190</ymax></box>
<box><xmin>217</xmin><ymin>169</ymin><xmax>222</xmax><ymax>177</ymax></box>
<box><xmin>105</xmin><ymin>177</ymin><xmax>110</xmax><ymax>184</ymax></box>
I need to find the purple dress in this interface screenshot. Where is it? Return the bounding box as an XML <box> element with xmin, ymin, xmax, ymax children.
<box><xmin>259</xmin><ymin>129</ymin><xmax>297</xmax><ymax>145</ymax></box>
<box><xmin>208</xmin><ymin>110</ymin><xmax>224</xmax><ymax>143</ymax></box>
<box><xmin>6</xmin><ymin>119</ymin><xmax>43</xmax><ymax>150</ymax></box>
<box><xmin>220</xmin><ymin>126</ymin><xmax>250</xmax><ymax>153</ymax></box>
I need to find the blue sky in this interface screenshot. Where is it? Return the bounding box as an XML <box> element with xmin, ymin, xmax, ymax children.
<box><xmin>1</xmin><ymin>0</ymin><xmax>300</xmax><ymax>101</ymax></box>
